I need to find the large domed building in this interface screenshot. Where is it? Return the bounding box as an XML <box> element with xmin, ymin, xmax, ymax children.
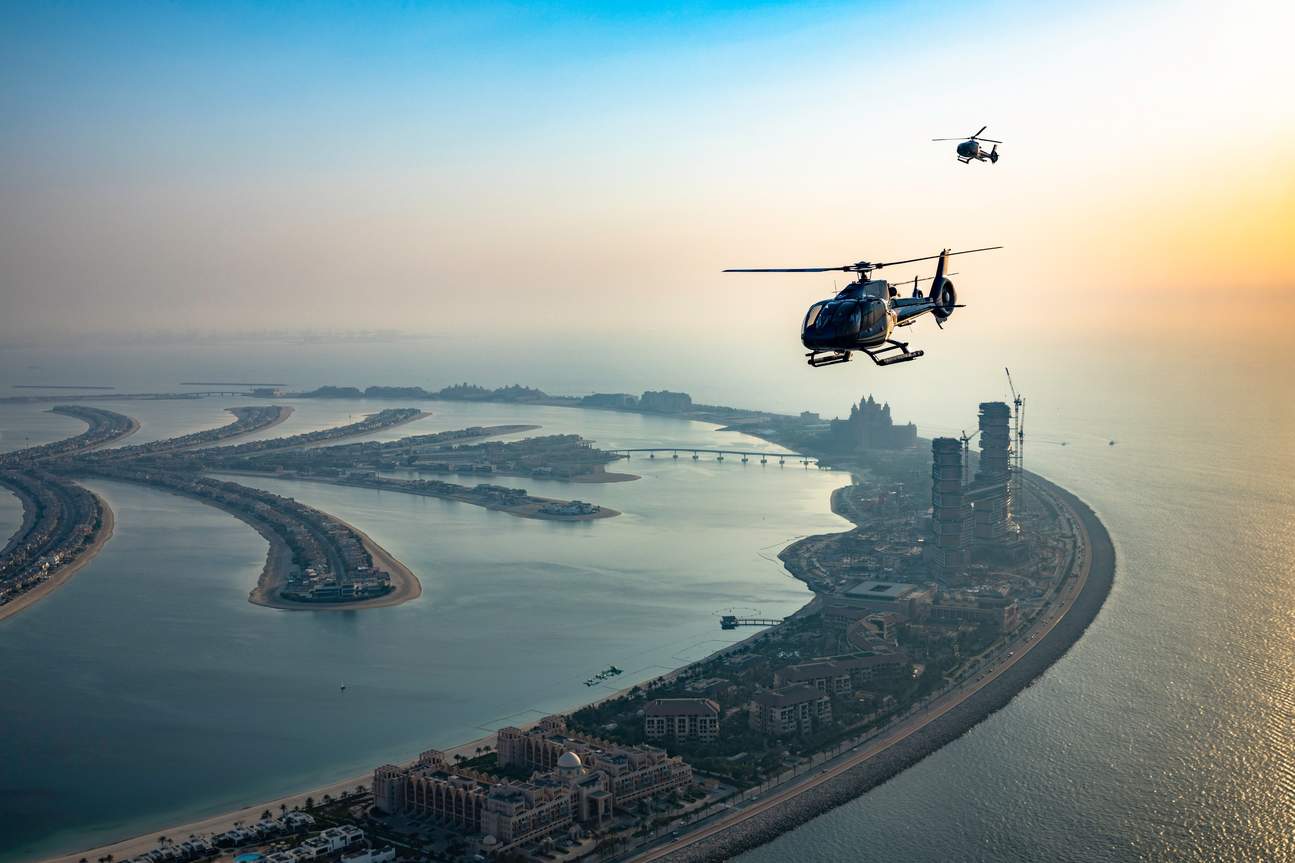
<box><xmin>556</xmin><ymin>750</ymin><xmax>585</xmax><ymax>780</ymax></box>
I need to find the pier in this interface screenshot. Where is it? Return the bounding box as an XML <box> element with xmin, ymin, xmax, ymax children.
<box><xmin>720</xmin><ymin>614</ymin><xmax>786</xmax><ymax>630</ymax></box>
<box><xmin>610</xmin><ymin>448</ymin><xmax>817</xmax><ymax>466</ymax></box>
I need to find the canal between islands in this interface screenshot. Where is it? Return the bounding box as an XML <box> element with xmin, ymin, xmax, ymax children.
<box><xmin>0</xmin><ymin>398</ymin><xmax>848</xmax><ymax>861</ymax></box>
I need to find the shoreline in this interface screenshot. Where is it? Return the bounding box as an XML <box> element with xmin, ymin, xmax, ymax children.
<box><xmin>170</xmin><ymin>405</ymin><xmax>295</xmax><ymax>451</ymax></box>
<box><xmin>216</xmin><ymin>470</ymin><xmax>622</xmax><ymax>522</ymax></box>
<box><xmin>0</xmin><ymin>488</ymin><xmax>116</xmax><ymax>624</ymax></box>
<box><xmin>81</xmin><ymin>416</ymin><xmax>142</xmax><ymax>452</ymax></box>
<box><xmin>22</xmin><ymin>446</ymin><xmax>1114</xmax><ymax>863</ymax></box>
<box><xmin>150</xmin><ymin>489</ymin><xmax>424</xmax><ymax>613</ymax></box>
<box><xmin>631</xmin><ymin>472</ymin><xmax>1116</xmax><ymax>862</ymax></box>
<box><xmin>248</xmin><ymin>519</ymin><xmax>422</xmax><ymax>612</ymax></box>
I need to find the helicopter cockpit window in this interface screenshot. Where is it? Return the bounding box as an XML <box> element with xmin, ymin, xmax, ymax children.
<box><xmin>859</xmin><ymin>298</ymin><xmax>886</xmax><ymax>333</ymax></box>
<box><xmin>805</xmin><ymin>300</ymin><xmax>862</xmax><ymax>339</ymax></box>
<box><xmin>803</xmin><ymin>302</ymin><xmax>828</xmax><ymax>333</ymax></box>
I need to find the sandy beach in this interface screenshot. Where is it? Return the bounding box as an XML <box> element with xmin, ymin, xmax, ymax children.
<box><xmin>248</xmin><ymin>519</ymin><xmax>422</xmax><ymax>612</ymax></box>
<box><xmin>166</xmin><ymin>495</ymin><xmax>424</xmax><ymax>613</ymax></box>
<box><xmin>22</xmin><ymin>464</ymin><xmax>1113</xmax><ymax>863</ymax></box>
<box><xmin>0</xmin><ymin>489</ymin><xmax>115</xmax><ymax>623</ymax></box>
<box><xmin>73</xmin><ymin>415</ymin><xmax>142</xmax><ymax>453</ymax></box>
<box><xmin>32</xmin><ymin>727</ymin><xmax>495</xmax><ymax>863</ymax></box>
<box><xmin>171</xmin><ymin>405</ymin><xmax>295</xmax><ymax>451</ymax></box>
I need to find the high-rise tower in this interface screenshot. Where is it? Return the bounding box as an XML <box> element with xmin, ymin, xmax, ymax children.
<box><xmin>969</xmin><ymin>401</ymin><xmax>1012</xmax><ymax>541</ymax></box>
<box><xmin>929</xmin><ymin>437</ymin><xmax>969</xmax><ymax>579</ymax></box>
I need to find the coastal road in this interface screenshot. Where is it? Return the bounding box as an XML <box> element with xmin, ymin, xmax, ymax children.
<box><xmin>627</xmin><ymin>479</ymin><xmax>1094</xmax><ymax>863</ymax></box>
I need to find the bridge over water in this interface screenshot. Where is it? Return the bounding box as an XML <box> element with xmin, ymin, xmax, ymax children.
<box><xmin>610</xmin><ymin>447</ymin><xmax>818</xmax><ymax>466</ymax></box>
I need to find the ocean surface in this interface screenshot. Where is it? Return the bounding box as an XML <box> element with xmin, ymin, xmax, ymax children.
<box><xmin>1</xmin><ymin>341</ymin><xmax>1292</xmax><ymax>862</ymax></box>
<box><xmin>0</xmin><ymin>398</ymin><xmax>846</xmax><ymax>860</ymax></box>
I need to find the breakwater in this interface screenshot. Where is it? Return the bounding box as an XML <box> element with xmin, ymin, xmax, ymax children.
<box><xmin>649</xmin><ymin>474</ymin><xmax>1115</xmax><ymax>862</ymax></box>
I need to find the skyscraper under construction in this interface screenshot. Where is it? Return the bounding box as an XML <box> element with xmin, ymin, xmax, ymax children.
<box><xmin>928</xmin><ymin>402</ymin><xmax>1015</xmax><ymax>580</ymax></box>
<box><xmin>928</xmin><ymin>437</ymin><xmax>970</xmax><ymax>580</ymax></box>
<box><xmin>967</xmin><ymin>402</ymin><xmax>1012</xmax><ymax>542</ymax></box>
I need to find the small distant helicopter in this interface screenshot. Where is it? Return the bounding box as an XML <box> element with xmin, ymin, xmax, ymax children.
<box><xmin>932</xmin><ymin>126</ymin><xmax>1001</xmax><ymax>164</ymax></box>
<box><xmin>724</xmin><ymin>246</ymin><xmax>1001</xmax><ymax>367</ymax></box>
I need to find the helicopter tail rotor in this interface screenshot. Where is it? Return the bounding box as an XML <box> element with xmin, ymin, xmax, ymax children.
<box><xmin>928</xmin><ymin>249</ymin><xmax>958</xmax><ymax>320</ymax></box>
<box><xmin>989</xmin><ymin>144</ymin><xmax>999</xmax><ymax>164</ymax></box>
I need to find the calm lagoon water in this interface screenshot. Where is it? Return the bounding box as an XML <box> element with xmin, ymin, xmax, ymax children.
<box><xmin>0</xmin><ymin>398</ymin><xmax>846</xmax><ymax>861</ymax></box>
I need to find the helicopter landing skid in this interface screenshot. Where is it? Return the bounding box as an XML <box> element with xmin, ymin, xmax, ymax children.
<box><xmin>863</xmin><ymin>340</ymin><xmax>925</xmax><ymax>367</ymax></box>
<box><xmin>806</xmin><ymin>350</ymin><xmax>852</xmax><ymax>367</ymax></box>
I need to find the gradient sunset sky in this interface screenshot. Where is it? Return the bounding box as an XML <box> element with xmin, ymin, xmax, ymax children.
<box><xmin>2</xmin><ymin>0</ymin><xmax>1292</xmax><ymax>349</ymax></box>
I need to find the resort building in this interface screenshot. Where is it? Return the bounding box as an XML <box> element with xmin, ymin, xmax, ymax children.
<box><xmin>373</xmin><ymin>752</ymin><xmax>490</xmax><ymax>833</ymax></box>
<box><xmin>643</xmin><ymin>698</ymin><xmax>721</xmax><ymax>741</ymax></box>
<box><xmin>749</xmin><ymin>685</ymin><xmax>832</xmax><ymax>736</ymax></box>
<box><xmin>829</xmin><ymin>580</ymin><xmax>934</xmax><ymax>622</ymax></box>
<box><xmin>929</xmin><ymin>596</ymin><xmax>1021</xmax><ymax>632</ymax></box>
<box><xmin>774</xmin><ymin>653</ymin><xmax>911</xmax><ymax>695</ymax></box>
<box><xmin>376</xmin><ymin>717</ymin><xmax>692</xmax><ymax>853</ymax></box>
<box><xmin>498</xmin><ymin>717</ymin><xmax>693</xmax><ymax>810</ymax></box>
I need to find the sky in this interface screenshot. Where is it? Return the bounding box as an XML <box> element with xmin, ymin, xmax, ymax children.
<box><xmin>1</xmin><ymin>0</ymin><xmax>1293</xmax><ymax>363</ymax></box>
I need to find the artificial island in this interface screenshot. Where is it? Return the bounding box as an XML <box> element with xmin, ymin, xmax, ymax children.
<box><xmin>6</xmin><ymin>382</ymin><xmax>1115</xmax><ymax>863</ymax></box>
<box><xmin>0</xmin><ymin>401</ymin><xmax>621</xmax><ymax>619</ymax></box>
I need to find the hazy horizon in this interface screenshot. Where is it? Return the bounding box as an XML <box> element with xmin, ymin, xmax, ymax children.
<box><xmin>3</xmin><ymin>0</ymin><xmax>1292</xmax><ymax>349</ymax></box>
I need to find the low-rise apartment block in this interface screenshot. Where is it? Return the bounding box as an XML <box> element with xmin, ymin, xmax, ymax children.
<box><xmin>749</xmin><ymin>684</ymin><xmax>832</xmax><ymax>736</ymax></box>
<box><xmin>643</xmin><ymin>698</ymin><xmax>720</xmax><ymax>741</ymax></box>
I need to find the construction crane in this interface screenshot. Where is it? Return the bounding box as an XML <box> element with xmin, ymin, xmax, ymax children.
<box><xmin>958</xmin><ymin>428</ymin><xmax>980</xmax><ymax>486</ymax></box>
<box><xmin>1005</xmin><ymin>367</ymin><xmax>1025</xmax><ymax>516</ymax></box>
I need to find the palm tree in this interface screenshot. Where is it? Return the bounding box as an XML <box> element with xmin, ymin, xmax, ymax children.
<box><xmin>280</xmin><ymin>804</ymin><xmax>287</xmax><ymax>814</ymax></box>
<box><xmin>305</xmin><ymin>796</ymin><xmax>314</xmax><ymax>809</ymax></box>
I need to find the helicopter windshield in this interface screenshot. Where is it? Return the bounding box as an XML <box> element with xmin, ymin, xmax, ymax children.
<box><xmin>803</xmin><ymin>299</ymin><xmax>862</xmax><ymax>345</ymax></box>
<box><xmin>803</xmin><ymin>301</ymin><xmax>828</xmax><ymax>332</ymax></box>
<box><xmin>802</xmin><ymin>297</ymin><xmax>888</xmax><ymax>349</ymax></box>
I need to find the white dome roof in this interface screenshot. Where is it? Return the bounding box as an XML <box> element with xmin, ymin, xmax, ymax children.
<box><xmin>557</xmin><ymin>751</ymin><xmax>583</xmax><ymax>769</ymax></box>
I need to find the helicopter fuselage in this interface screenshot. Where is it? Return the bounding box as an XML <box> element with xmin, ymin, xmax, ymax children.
<box><xmin>956</xmin><ymin>139</ymin><xmax>998</xmax><ymax>163</ymax></box>
<box><xmin>801</xmin><ymin>280</ymin><xmax>895</xmax><ymax>352</ymax></box>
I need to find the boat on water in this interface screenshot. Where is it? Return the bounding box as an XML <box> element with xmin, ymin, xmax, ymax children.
<box><xmin>583</xmin><ymin>665</ymin><xmax>624</xmax><ymax>686</ymax></box>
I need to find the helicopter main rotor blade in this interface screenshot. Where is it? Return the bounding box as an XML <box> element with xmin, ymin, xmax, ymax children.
<box><xmin>931</xmin><ymin>137</ymin><xmax>965</xmax><ymax>141</ymax></box>
<box><xmin>974</xmin><ymin>125</ymin><xmax>988</xmax><ymax>138</ymax></box>
<box><xmin>974</xmin><ymin>137</ymin><xmax>1003</xmax><ymax>144</ymax></box>
<box><xmin>722</xmin><ymin>267</ymin><xmax>851</xmax><ymax>273</ymax></box>
<box><xmin>907</xmin><ymin>271</ymin><xmax>959</xmax><ymax>284</ymax></box>
<box><xmin>873</xmin><ymin>246</ymin><xmax>1003</xmax><ymax>270</ymax></box>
